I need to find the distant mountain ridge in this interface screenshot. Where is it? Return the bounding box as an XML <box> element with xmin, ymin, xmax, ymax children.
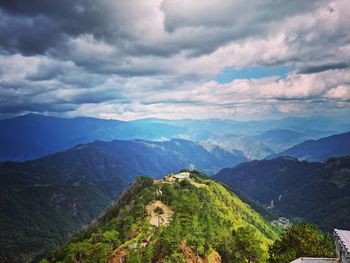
<box><xmin>214</xmin><ymin>155</ymin><xmax>350</xmax><ymax>231</ymax></box>
<box><xmin>203</xmin><ymin>134</ymin><xmax>274</xmax><ymax>160</ymax></box>
<box><xmin>1</xmin><ymin>113</ymin><xmax>349</xmax><ymax>162</ymax></box>
<box><xmin>0</xmin><ymin>113</ymin><xmax>184</xmax><ymax>162</ymax></box>
<box><xmin>0</xmin><ymin>138</ymin><xmax>246</xmax><ymax>185</ymax></box>
<box><xmin>271</xmin><ymin>131</ymin><xmax>350</xmax><ymax>161</ymax></box>
<box><xmin>253</xmin><ymin>129</ymin><xmax>308</xmax><ymax>153</ymax></box>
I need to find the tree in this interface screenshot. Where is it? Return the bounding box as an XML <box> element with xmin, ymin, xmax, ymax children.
<box><xmin>219</xmin><ymin>226</ymin><xmax>264</xmax><ymax>263</ymax></box>
<box><xmin>186</xmin><ymin>215</ymin><xmax>207</xmax><ymax>255</ymax></box>
<box><xmin>126</xmin><ymin>248</ymin><xmax>142</xmax><ymax>263</ymax></box>
<box><xmin>154</xmin><ymin>207</ymin><xmax>164</xmax><ymax>216</ymax></box>
<box><xmin>154</xmin><ymin>207</ymin><xmax>165</xmax><ymax>227</ymax></box>
<box><xmin>163</xmin><ymin>252</ymin><xmax>186</xmax><ymax>263</ymax></box>
<box><xmin>268</xmin><ymin>223</ymin><xmax>334</xmax><ymax>263</ymax></box>
<box><xmin>102</xmin><ymin>230</ymin><xmax>120</xmax><ymax>249</ymax></box>
<box><xmin>143</xmin><ymin>245</ymin><xmax>154</xmax><ymax>263</ymax></box>
<box><xmin>85</xmin><ymin>242</ymin><xmax>112</xmax><ymax>263</ymax></box>
<box><xmin>136</xmin><ymin>176</ymin><xmax>154</xmax><ymax>188</ymax></box>
<box><xmin>160</xmin><ymin>184</ymin><xmax>177</xmax><ymax>205</ymax></box>
<box><xmin>158</xmin><ymin>217</ymin><xmax>182</xmax><ymax>256</ymax></box>
<box><xmin>120</xmin><ymin>216</ymin><xmax>134</xmax><ymax>239</ymax></box>
<box><xmin>133</xmin><ymin>200</ymin><xmax>145</xmax><ymax>218</ymax></box>
<box><xmin>66</xmin><ymin>241</ymin><xmax>93</xmax><ymax>262</ymax></box>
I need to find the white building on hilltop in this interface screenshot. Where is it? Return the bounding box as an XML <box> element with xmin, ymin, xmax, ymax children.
<box><xmin>172</xmin><ymin>172</ymin><xmax>191</xmax><ymax>181</ymax></box>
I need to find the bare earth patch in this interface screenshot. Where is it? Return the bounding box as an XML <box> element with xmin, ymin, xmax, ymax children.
<box><xmin>146</xmin><ymin>200</ymin><xmax>173</xmax><ymax>227</ymax></box>
<box><xmin>180</xmin><ymin>242</ymin><xmax>222</xmax><ymax>263</ymax></box>
<box><xmin>108</xmin><ymin>247</ymin><xmax>128</xmax><ymax>263</ymax></box>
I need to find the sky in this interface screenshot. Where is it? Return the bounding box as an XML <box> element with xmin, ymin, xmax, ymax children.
<box><xmin>0</xmin><ymin>0</ymin><xmax>350</xmax><ymax>120</ymax></box>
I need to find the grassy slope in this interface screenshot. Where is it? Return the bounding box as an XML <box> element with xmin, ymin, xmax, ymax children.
<box><xmin>48</xmin><ymin>171</ymin><xmax>278</xmax><ymax>262</ymax></box>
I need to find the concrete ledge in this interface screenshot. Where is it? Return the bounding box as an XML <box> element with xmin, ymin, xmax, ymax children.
<box><xmin>290</xmin><ymin>258</ymin><xmax>340</xmax><ymax>263</ymax></box>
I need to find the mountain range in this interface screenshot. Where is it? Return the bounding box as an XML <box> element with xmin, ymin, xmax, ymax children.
<box><xmin>1</xmin><ymin>114</ymin><xmax>350</xmax><ymax>262</ymax></box>
<box><xmin>1</xmin><ymin>113</ymin><xmax>349</xmax><ymax>162</ymax></box>
<box><xmin>270</xmin><ymin>132</ymin><xmax>350</xmax><ymax>162</ymax></box>
<box><xmin>214</xmin><ymin>155</ymin><xmax>350</xmax><ymax>231</ymax></box>
<box><xmin>0</xmin><ymin>138</ymin><xmax>245</xmax><ymax>262</ymax></box>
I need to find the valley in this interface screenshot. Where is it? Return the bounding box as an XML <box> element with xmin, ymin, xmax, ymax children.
<box><xmin>214</xmin><ymin>155</ymin><xmax>350</xmax><ymax>231</ymax></box>
<box><xmin>0</xmin><ymin>114</ymin><xmax>349</xmax><ymax>262</ymax></box>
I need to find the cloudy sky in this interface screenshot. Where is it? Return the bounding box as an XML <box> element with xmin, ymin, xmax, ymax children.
<box><xmin>0</xmin><ymin>0</ymin><xmax>350</xmax><ymax>120</ymax></box>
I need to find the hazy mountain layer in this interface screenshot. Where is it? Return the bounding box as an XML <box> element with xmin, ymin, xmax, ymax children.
<box><xmin>203</xmin><ymin>134</ymin><xmax>274</xmax><ymax>160</ymax></box>
<box><xmin>272</xmin><ymin>131</ymin><xmax>350</xmax><ymax>161</ymax></box>
<box><xmin>253</xmin><ymin>129</ymin><xmax>308</xmax><ymax>153</ymax></box>
<box><xmin>1</xmin><ymin>114</ymin><xmax>349</xmax><ymax>162</ymax></box>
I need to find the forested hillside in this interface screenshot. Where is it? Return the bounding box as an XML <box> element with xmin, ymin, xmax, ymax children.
<box><xmin>214</xmin><ymin>156</ymin><xmax>350</xmax><ymax>231</ymax></box>
<box><xmin>43</xmin><ymin>171</ymin><xmax>278</xmax><ymax>263</ymax></box>
<box><xmin>0</xmin><ymin>139</ymin><xmax>245</xmax><ymax>262</ymax></box>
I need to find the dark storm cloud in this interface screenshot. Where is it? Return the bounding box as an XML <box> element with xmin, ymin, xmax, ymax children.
<box><xmin>0</xmin><ymin>10</ymin><xmax>62</xmax><ymax>55</ymax></box>
<box><xmin>298</xmin><ymin>63</ymin><xmax>349</xmax><ymax>74</ymax></box>
<box><xmin>0</xmin><ymin>82</ymin><xmax>129</xmax><ymax>114</ymax></box>
<box><xmin>161</xmin><ymin>1</ymin><xmax>324</xmax><ymax>32</ymax></box>
<box><xmin>0</xmin><ymin>0</ymin><xmax>112</xmax><ymax>55</ymax></box>
<box><xmin>0</xmin><ymin>0</ymin><xmax>327</xmax><ymax>58</ymax></box>
<box><xmin>70</xmin><ymin>89</ymin><xmax>131</xmax><ymax>105</ymax></box>
<box><xmin>159</xmin><ymin>0</ymin><xmax>328</xmax><ymax>58</ymax></box>
<box><xmin>157</xmin><ymin>0</ymin><xmax>350</xmax><ymax>61</ymax></box>
<box><xmin>0</xmin><ymin>0</ymin><xmax>344</xmax><ymax>68</ymax></box>
<box><xmin>0</xmin><ymin>102</ymin><xmax>77</xmax><ymax>114</ymax></box>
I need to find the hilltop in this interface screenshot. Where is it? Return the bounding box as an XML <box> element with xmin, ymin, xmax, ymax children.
<box><xmin>45</xmin><ymin>171</ymin><xmax>278</xmax><ymax>263</ymax></box>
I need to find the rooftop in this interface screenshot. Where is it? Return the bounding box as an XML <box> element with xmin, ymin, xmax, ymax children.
<box><xmin>172</xmin><ymin>172</ymin><xmax>191</xmax><ymax>179</ymax></box>
<box><xmin>334</xmin><ymin>229</ymin><xmax>350</xmax><ymax>253</ymax></box>
<box><xmin>290</xmin><ymin>258</ymin><xmax>339</xmax><ymax>263</ymax></box>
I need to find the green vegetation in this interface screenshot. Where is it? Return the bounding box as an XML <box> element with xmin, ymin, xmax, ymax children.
<box><xmin>268</xmin><ymin>223</ymin><xmax>334</xmax><ymax>263</ymax></box>
<box><xmin>219</xmin><ymin>226</ymin><xmax>264</xmax><ymax>262</ymax></box>
<box><xmin>44</xmin><ymin>171</ymin><xmax>278</xmax><ymax>262</ymax></box>
<box><xmin>0</xmin><ymin>136</ymin><xmax>247</xmax><ymax>262</ymax></box>
<box><xmin>215</xmin><ymin>155</ymin><xmax>350</xmax><ymax>231</ymax></box>
<box><xmin>0</xmin><ymin>181</ymin><xmax>117</xmax><ymax>263</ymax></box>
<box><xmin>154</xmin><ymin>206</ymin><xmax>164</xmax><ymax>215</ymax></box>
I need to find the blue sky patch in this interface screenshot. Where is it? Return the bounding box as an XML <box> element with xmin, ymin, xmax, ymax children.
<box><xmin>214</xmin><ymin>66</ymin><xmax>290</xmax><ymax>83</ymax></box>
